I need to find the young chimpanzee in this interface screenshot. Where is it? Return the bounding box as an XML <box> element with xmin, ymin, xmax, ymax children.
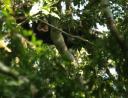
<box><xmin>32</xmin><ymin>19</ymin><xmax>53</xmax><ymax>44</ymax></box>
<box><xmin>14</xmin><ymin>14</ymin><xmax>53</xmax><ymax>44</ymax></box>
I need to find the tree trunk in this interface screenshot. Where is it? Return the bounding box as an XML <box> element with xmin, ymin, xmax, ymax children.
<box><xmin>50</xmin><ymin>18</ymin><xmax>75</xmax><ymax>61</ymax></box>
<box><xmin>101</xmin><ymin>0</ymin><xmax>128</xmax><ymax>63</ymax></box>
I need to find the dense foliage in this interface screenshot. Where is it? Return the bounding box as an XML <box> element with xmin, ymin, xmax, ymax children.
<box><xmin>0</xmin><ymin>0</ymin><xmax>128</xmax><ymax>98</ymax></box>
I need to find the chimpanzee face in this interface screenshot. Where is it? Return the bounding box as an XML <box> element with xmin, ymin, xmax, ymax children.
<box><xmin>37</xmin><ymin>22</ymin><xmax>49</xmax><ymax>32</ymax></box>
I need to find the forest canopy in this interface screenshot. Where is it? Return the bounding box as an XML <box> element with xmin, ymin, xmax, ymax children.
<box><xmin>0</xmin><ymin>0</ymin><xmax>128</xmax><ymax>98</ymax></box>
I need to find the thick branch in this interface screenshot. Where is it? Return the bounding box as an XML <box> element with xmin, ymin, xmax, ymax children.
<box><xmin>101</xmin><ymin>0</ymin><xmax>128</xmax><ymax>61</ymax></box>
<box><xmin>50</xmin><ymin>18</ymin><xmax>75</xmax><ymax>61</ymax></box>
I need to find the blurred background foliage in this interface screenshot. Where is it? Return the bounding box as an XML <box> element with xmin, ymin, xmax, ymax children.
<box><xmin>0</xmin><ymin>0</ymin><xmax>128</xmax><ymax>98</ymax></box>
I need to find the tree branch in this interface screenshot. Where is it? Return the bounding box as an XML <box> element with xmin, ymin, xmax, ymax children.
<box><xmin>15</xmin><ymin>12</ymin><xmax>94</xmax><ymax>46</ymax></box>
<box><xmin>100</xmin><ymin>0</ymin><xmax>128</xmax><ymax>62</ymax></box>
<box><xmin>38</xmin><ymin>18</ymin><xmax>94</xmax><ymax>45</ymax></box>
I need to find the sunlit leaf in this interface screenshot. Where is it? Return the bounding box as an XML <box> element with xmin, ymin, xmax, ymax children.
<box><xmin>50</xmin><ymin>12</ymin><xmax>60</xmax><ymax>19</ymax></box>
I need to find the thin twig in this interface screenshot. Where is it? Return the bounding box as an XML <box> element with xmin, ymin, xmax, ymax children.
<box><xmin>38</xmin><ymin>19</ymin><xmax>94</xmax><ymax>45</ymax></box>
<box><xmin>17</xmin><ymin>12</ymin><xmax>42</xmax><ymax>26</ymax></box>
<box><xmin>16</xmin><ymin>12</ymin><xmax>94</xmax><ymax>45</ymax></box>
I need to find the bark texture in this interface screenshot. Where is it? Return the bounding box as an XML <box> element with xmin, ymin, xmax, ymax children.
<box><xmin>50</xmin><ymin>18</ymin><xmax>75</xmax><ymax>61</ymax></box>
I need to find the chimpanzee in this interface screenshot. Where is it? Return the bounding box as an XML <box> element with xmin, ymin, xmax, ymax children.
<box><xmin>14</xmin><ymin>13</ymin><xmax>53</xmax><ymax>44</ymax></box>
<box><xmin>31</xmin><ymin>19</ymin><xmax>80</xmax><ymax>48</ymax></box>
<box><xmin>32</xmin><ymin>19</ymin><xmax>53</xmax><ymax>44</ymax></box>
<box><xmin>14</xmin><ymin>11</ymin><xmax>85</xmax><ymax>50</ymax></box>
<box><xmin>12</xmin><ymin>1</ymin><xmax>77</xmax><ymax>61</ymax></box>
